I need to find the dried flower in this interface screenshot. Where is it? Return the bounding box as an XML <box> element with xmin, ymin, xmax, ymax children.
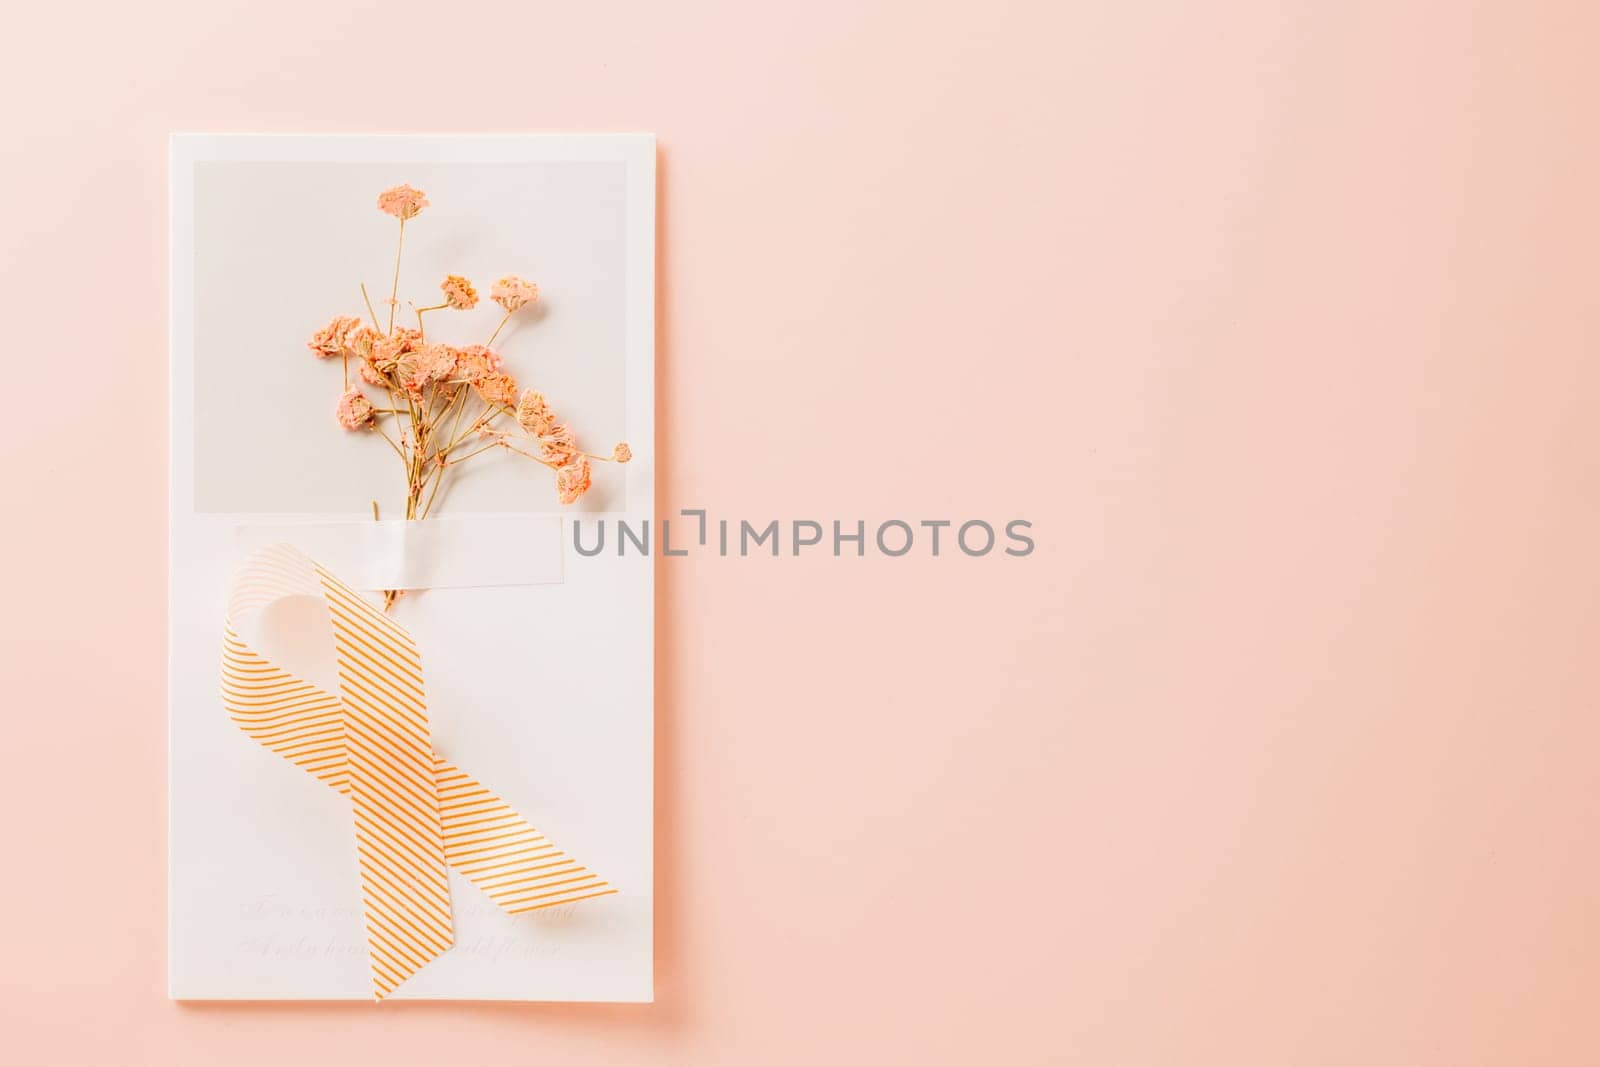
<box><xmin>396</xmin><ymin>343</ymin><xmax>457</xmax><ymax>395</ymax></box>
<box><xmin>490</xmin><ymin>275</ymin><xmax>539</xmax><ymax>313</ymax></box>
<box><xmin>310</xmin><ymin>183</ymin><xmax>631</xmax><ymax>576</ymax></box>
<box><xmin>377</xmin><ymin>184</ymin><xmax>429</xmax><ymax>220</ymax></box>
<box><xmin>308</xmin><ymin>315</ymin><xmax>362</xmax><ymax>359</ymax></box>
<box><xmin>473</xmin><ymin>371</ymin><xmax>519</xmax><ymax>408</ymax></box>
<box><xmin>344</xmin><ymin>324</ymin><xmax>380</xmax><ymax>360</ymax></box>
<box><xmin>440</xmin><ymin>275</ymin><xmax>478</xmax><ymax>310</ymax></box>
<box><xmin>371</xmin><ymin>327</ymin><xmax>421</xmax><ymax>369</ymax></box>
<box><xmin>452</xmin><ymin>344</ymin><xmax>503</xmax><ymax>382</ymax></box>
<box><xmin>336</xmin><ymin>387</ymin><xmax>376</xmax><ymax>430</ymax></box>
<box><xmin>556</xmin><ymin>457</ymin><xmax>592</xmax><ymax>504</ymax></box>
<box><xmin>357</xmin><ymin>358</ymin><xmax>388</xmax><ymax>386</ymax></box>
<box><xmin>537</xmin><ymin>424</ymin><xmax>578</xmax><ymax>465</ymax></box>
<box><xmin>515</xmin><ymin>390</ymin><xmax>554</xmax><ymax>435</ymax></box>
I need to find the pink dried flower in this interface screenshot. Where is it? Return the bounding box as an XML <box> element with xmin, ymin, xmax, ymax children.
<box><xmin>396</xmin><ymin>343</ymin><xmax>457</xmax><ymax>395</ymax></box>
<box><xmin>452</xmin><ymin>344</ymin><xmax>503</xmax><ymax>382</ymax></box>
<box><xmin>377</xmin><ymin>184</ymin><xmax>429</xmax><ymax>220</ymax></box>
<box><xmin>490</xmin><ymin>275</ymin><xmax>539</xmax><ymax>313</ymax></box>
<box><xmin>473</xmin><ymin>372</ymin><xmax>519</xmax><ymax>408</ymax></box>
<box><xmin>357</xmin><ymin>358</ymin><xmax>388</xmax><ymax>387</ymax></box>
<box><xmin>537</xmin><ymin>424</ymin><xmax>578</xmax><ymax>466</ymax></box>
<box><xmin>611</xmin><ymin>442</ymin><xmax>632</xmax><ymax>463</ymax></box>
<box><xmin>371</xmin><ymin>327</ymin><xmax>421</xmax><ymax>369</ymax></box>
<box><xmin>335</xmin><ymin>388</ymin><xmax>376</xmax><ymax>430</ymax></box>
<box><xmin>440</xmin><ymin>275</ymin><xmax>478</xmax><ymax>310</ymax></box>
<box><xmin>515</xmin><ymin>390</ymin><xmax>554</xmax><ymax>435</ymax></box>
<box><xmin>344</xmin><ymin>324</ymin><xmax>380</xmax><ymax>360</ymax></box>
<box><xmin>556</xmin><ymin>457</ymin><xmax>592</xmax><ymax>505</ymax></box>
<box><xmin>308</xmin><ymin>315</ymin><xmax>362</xmax><ymax>359</ymax></box>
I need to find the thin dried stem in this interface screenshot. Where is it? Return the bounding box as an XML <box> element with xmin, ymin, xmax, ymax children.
<box><xmin>370</xmin><ymin>420</ymin><xmax>407</xmax><ymax>463</ymax></box>
<box><xmin>419</xmin><ymin>458</ymin><xmax>448</xmax><ymax>518</ymax></box>
<box><xmin>485</xmin><ymin>311</ymin><xmax>512</xmax><ymax>348</ymax></box>
<box><xmin>443</xmin><ymin>401</ymin><xmax>506</xmax><ymax>453</ymax></box>
<box><xmin>448</xmin><ymin>439</ymin><xmax>505</xmax><ymax>464</ymax></box>
<box><xmin>386</xmin><ymin>218</ymin><xmax>405</xmax><ymax>333</ymax></box>
<box><xmin>497</xmin><ymin>439</ymin><xmax>563</xmax><ymax>470</ymax></box>
<box><xmin>443</xmin><ymin>383</ymin><xmax>470</xmax><ymax>447</ymax></box>
<box><xmin>360</xmin><ymin>283</ymin><xmax>381</xmax><ymax>331</ymax></box>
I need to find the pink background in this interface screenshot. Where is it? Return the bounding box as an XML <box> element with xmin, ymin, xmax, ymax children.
<box><xmin>4</xmin><ymin>1</ymin><xmax>1598</xmax><ymax>1062</ymax></box>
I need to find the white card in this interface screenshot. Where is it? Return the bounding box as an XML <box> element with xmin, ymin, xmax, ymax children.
<box><xmin>168</xmin><ymin>134</ymin><xmax>654</xmax><ymax>1001</ymax></box>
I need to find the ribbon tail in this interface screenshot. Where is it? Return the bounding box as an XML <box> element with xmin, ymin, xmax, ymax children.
<box><xmin>434</xmin><ymin>758</ymin><xmax>618</xmax><ymax>913</ymax></box>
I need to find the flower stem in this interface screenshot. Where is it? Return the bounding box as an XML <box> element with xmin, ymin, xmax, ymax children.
<box><xmin>360</xmin><ymin>283</ymin><xmax>381</xmax><ymax>332</ymax></box>
<box><xmin>371</xmin><ymin>420</ymin><xmax>407</xmax><ymax>462</ymax></box>
<box><xmin>448</xmin><ymin>439</ymin><xmax>504</xmax><ymax>464</ymax></box>
<box><xmin>485</xmin><ymin>311</ymin><xmax>512</xmax><ymax>348</ymax></box>
<box><xmin>497</xmin><ymin>440</ymin><xmax>563</xmax><ymax>470</ymax></box>
<box><xmin>441</xmin><ymin>401</ymin><xmax>503</xmax><ymax>454</ymax></box>
<box><xmin>419</xmin><ymin>458</ymin><xmax>448</xmax><ymax>518</ymax></box>
<box><xmin>386</xmin><ymin>218</ymin><xmax>405</xmax><ymax>334</ymax></box>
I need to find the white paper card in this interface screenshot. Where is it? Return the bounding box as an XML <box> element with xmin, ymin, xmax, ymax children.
<box><xmin>168</xmin><ymin>134</ymin><xmax>654</xmax><ymax>1001</ymax></box>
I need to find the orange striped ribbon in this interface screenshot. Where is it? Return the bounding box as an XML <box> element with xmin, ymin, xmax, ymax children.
<box><xmin>220</xmin><ymin>543</ymin><xmax>615</xmax><ymax>1000</ymax></box>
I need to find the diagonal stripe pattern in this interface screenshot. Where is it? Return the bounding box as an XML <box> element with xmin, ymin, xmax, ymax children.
<box><xmin>220</xmin><ymin>543</ymin><xmax>615</xmax><ymax>999</ymax></box>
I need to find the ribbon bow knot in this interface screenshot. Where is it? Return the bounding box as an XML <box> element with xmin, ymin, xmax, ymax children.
<box><xmin>220</xmin><ymin>544</ymin><xmax>614</xmax><ymax>999</ymax></box>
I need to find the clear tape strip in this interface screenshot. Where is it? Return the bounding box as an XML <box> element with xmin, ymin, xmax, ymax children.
<box><xmin>233</xmin><ymin>516</ymin><xmax>564</xmax><ymax>590</ymax></box>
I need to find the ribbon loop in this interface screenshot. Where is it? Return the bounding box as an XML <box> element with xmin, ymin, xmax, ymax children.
<box><xmin>220</xmin><ymin>543</ymin><xmax>614</xmax><ymax>1000</ymax></box>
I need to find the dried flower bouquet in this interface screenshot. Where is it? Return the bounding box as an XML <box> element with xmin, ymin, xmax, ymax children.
<box><xmin>308</xmin><ymin>184</ymin><xmax>630</xmax><ymax>604</ymax></box>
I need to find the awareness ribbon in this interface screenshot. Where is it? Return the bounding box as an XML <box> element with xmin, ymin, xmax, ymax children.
<box><xmin>220</xmin><ymin>543</ymin><xmax>614</xmax><ymax>999</ymax></box>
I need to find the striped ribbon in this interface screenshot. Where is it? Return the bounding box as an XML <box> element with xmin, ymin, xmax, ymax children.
<box><xmin>220</xmin><ymin>543</ymin><xmax>615</xmax><ymax>1000</ymax></box>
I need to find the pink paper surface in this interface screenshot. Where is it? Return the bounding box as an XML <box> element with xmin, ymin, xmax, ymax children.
<box><xmin>5</xmin><ymin>0</ymin><xmax>1600</xmax><ymax>1062</ymax></box>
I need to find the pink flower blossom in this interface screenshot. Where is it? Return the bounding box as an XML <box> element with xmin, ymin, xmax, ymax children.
<box><xmin>537</xmin><ymin>424</ymin><xmax>578</xmax><ymax>465</ymax></box>
<box><xmin>396</xmin><ymin>343</ymin><xmax>457</xmax><ymax>395</ymax></box>
<box><xmin>344</xmin><ymin>324</ymin><xmax>380</xmax><ymax>360</ymax></box>
<box><xmin>377</xmin><ymin>184</ymin><xmax>429</xmax><ymax>220</ymax></box>
<box><xmin>473</xmin><ymin>372</ymin><xmax>519</xmax><ymax>408</ymax></box>
<box><xmin>452</xmin><ymin>344</ymin><xmax>503</xmax><ymax>382</ymax></box>
<box><xmin>308</xmin><ymin>315</ymin><xmax>362</xmax><ymax>359</ymax></box>
<box><xmin>490</xmin><ymin>275</ymin><xmax>539</xmax><ymax>313</ymax></box>
<box><xmin>515</xmin><ymin>390</ymin><xmax>554</xmax><ymax>435</ymax></box>
<box><xmin>440</xmin><ymin>275</ymin><xmax>478</xmax><ymax>310</ymax></box>
<box><xmin>556</xmin><ymin>457</ymin><xmax>592</xmax><ymax>505</ymax></box>
<box><xmin>336</xmin><ymin>388</ymin><xmax>376</xmax><ymax>430</ymax></box>
<box><xmin>371</xmin><ymin>327</ymin><xmax>421</xmax><ymax>369</ymax></box>
<box><xmin>611</xmin><ymin>442</ymin><xmax>632</xmax><ymax>463</ymax></box>
<box><xmin>357</xmin><ymin>358</ymin><xmax>388</xmax><ymax>387</ymax></box>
